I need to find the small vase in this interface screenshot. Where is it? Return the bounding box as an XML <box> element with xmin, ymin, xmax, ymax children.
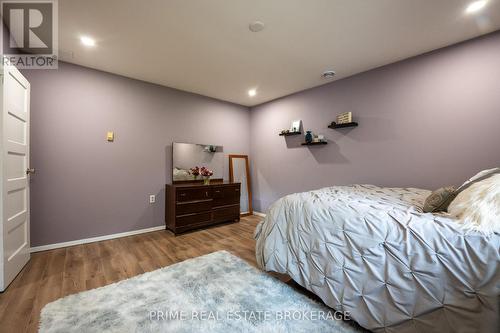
<box><xmin>203</xmin><ymin>177</ymin><xmax>210</xmax><ymax>185</ymax></box>
<box><xmin>305</xmin><ymin>131</ymin><xmax>313</xmax><ymax>143</ymax></box>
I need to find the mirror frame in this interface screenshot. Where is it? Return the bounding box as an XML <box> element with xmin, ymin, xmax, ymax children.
<box><xmin>228</xmin><ymin>155</ymin><xmax>253</xmax><ymax>216</ymax></box>
<box><xmin>172</xmin><ymin>142</ymin><xmax>224</xmax><ymax>184</ymax></box>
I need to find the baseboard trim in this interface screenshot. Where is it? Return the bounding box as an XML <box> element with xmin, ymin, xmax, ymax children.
<box><xmin>30</xmin><ymin>225</ymin><xmax>166</xmax><ymax>253</ymax></box>
<box><xmin>253</xmin><ymin>211</ymin><xmax>266</xmax><ymax>217</ymax></box>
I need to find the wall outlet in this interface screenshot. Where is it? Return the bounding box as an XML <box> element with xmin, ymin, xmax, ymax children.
<box><xmin>149</xmin><ymin>195</ymin><xmax>156</xmax><ymax>204</ymax></box>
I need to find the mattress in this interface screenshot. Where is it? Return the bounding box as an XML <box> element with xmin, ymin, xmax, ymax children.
<box><xmin>255</xmin><ymin>185</ymin><xmax>500</xmax><ymax>333</ymax></box>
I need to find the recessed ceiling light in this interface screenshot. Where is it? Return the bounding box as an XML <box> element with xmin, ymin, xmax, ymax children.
<box><xmin>322</xmin><ymin>70</ymin><xmax>336</xmax><ymax>80</ymax></box>
<box><xmin>465</xmin><ymin>0</ymin><xmax>488</xmax><ymax>14</ymax></box>
<box><xmin>80</xmin><ymin>36</ymin><xmax>96</xmax><ymax>47</ymax></box>
<box><xmin>248</xmin><ymin>89</ymin><xmax>257</xmax><ymax>97</ymax></box>
<box><xmin>249</xmin><ymin>21</ymin><xmax>265</xmax><ymax>32</ymax></box>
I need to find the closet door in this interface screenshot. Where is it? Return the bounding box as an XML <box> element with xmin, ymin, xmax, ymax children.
<box><xmin>1</xmin><ymin>63</ymin><xmax>31</xmax><ymax>291</ymax></box>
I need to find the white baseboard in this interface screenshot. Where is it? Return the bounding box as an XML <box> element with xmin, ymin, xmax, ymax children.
<box><xmin>253</xmin><ymin>211</ymin><xmax>266</xmax><ymax>217</ymax></box>
<box><xmin>30</xmin><ymin>225</ymin><xmax>165</xmax><ymax>253</ymax></box>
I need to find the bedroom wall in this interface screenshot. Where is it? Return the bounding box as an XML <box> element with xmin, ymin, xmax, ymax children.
<box><xmin>249</xmin><ymin>31</ymin><xmax>500</xmax><ymax>212</ymax></box>
<box><xmin>22</xmin><ymin>62</ymin><xmax>250</xmax><ymax>247</ymax></box>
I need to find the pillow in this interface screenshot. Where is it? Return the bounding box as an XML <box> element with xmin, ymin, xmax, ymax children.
<box><xmin>432</xmin><ymin>167</ymin><xmax>500</xmax><ymax>212</ymax></box>
<box><xmin>423</xmin><ymin>186</ymin><xmax>457</xmax><ymax>213</ymax></box>
<box><xmin>457</xmin><ymin>167</ymin><xmax>500</xmax><ymax>192</ymax></box>
<box><xmin>448</xmin><ymin>174</ymin><xmax>500</xmax><ymax>234</ymax></box>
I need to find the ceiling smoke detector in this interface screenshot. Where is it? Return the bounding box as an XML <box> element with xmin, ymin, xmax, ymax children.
<box><xmin>249</xmin><ymin>21</ymin><xmax>265</xmax><ymax>32</ymax></box>
<box><xmin>322</xmin><ymin>70</ymin><xmax>336</xmax><ymax>80</ymax></box>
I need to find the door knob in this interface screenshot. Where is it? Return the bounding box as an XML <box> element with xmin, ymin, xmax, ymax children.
<box><xmin>26</xmin><ymin>168</ymin><xmax>36</xmax><ymax>175</ymax></box>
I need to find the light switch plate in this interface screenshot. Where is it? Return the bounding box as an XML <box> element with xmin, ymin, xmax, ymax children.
<box><xmin>107</xmin><ymin>131</ymin><xmax>114</xmax><ymax>142</ymax></box>
<box><xmin>149</xmin><ymin>195</ymin><xmax>156</xmax><ymax>204</ymax></box>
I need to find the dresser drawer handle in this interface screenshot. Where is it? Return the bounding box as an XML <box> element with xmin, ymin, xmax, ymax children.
<box><xmin>180</xmin><ymin>193</ymin><xmax>187</xmax><ymax>197</ymax></box>
<box><xmin>205</xmin><ymin>191</ymin><xmax>209</xmax><ymax>197</ymax></box>
<box><xmin>235</xmin><ymin>189</ymin><xmax>239</xmax><ymax>192</ymax></box>
<box><xmin>215</xmin><ymin>190</ymin><xmax>221</xmax><ymax>193</ymax></box>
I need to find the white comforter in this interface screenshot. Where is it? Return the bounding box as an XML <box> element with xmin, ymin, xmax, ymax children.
<box><xmin>255</xmin><ymin>185</ymin><xmax>500</xmax><ymax>333</ymax></box>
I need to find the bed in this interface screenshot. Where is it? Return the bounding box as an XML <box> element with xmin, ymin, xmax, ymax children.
<box><xmin>254</xmin><ymin>184</ymin><xmax>500</xmax><ymax>333</ymax></box>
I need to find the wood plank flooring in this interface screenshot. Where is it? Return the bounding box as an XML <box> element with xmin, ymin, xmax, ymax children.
<box><xmin>0</xmin><ymin>216</ymin><xmax>271</xmax><ymax>333</ymax></box>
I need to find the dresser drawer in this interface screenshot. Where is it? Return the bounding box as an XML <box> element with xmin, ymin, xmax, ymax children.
<box><xmin>177</xmin><ymin>188</ymin><xmax>212</xmax><ymax>202</ymax></box>
<box><xmin>213</xmin><ymin>205</ymin><xmax>239</xmax><ymax>223</ymax></box>
<box><xmin>176</xmin><ymin>212</ymin><xmax>212</xmax><ymax>227</ymax></box>
<box><xmin>176</xmin><ymin>200</ymin><xmax>212</xmax><ymax>216</ymax></box>
<box><xmin>213</xmin><ymin>185</ymin><xmax>240</xmax><ymax>207</ymax></box>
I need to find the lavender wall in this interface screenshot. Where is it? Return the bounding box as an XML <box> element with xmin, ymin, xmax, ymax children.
<box><xmin>23</xmin><ymin>62</ymin><xmax>250</xmax><ymax>246</ymax></box>
<box><xmin>22</xmin><ymin>32</ymin><xmax>500</xmax><ymax>245</ymax></box>
<box><xmin>250</xmin><ymin>32</ymin><xmax>500</xmax><ymax>212</ymax></box>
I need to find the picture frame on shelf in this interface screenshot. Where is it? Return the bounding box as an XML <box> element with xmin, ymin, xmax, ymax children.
<box><xmin>290</xmin><ymin>120</ymin><xmax>302</xmax><ymax>133</ymax></box>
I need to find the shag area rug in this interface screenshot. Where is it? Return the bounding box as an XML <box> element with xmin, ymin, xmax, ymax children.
<box><xmin>40</xmin><ymin>251</ymin><xmax>363</xmax><ymax>333</ymax></box>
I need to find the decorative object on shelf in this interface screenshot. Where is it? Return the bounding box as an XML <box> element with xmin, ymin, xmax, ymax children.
<box><xmin>290</xmin><ymin>120</ymin><xmax>302</xmax><ymax>133</ymax></box>
<box><xmin>189</xmin><ymin>166</ymin><xmax>200</xmax><ymax>180</ymax></box>
<box><xmin>203</xmin><ymin>145</ymin><xmax>217</xmax><ymax>153</ymax></box>
<box><xmin>336</xmin><ymin>112</ymin><xmax>352</xmax><ymax>124</ymax></box>
<box><xmin>313</xmin><ymin>134</ymin><xmax>326</xmax><ymax>143</ymax></box>
<box><xmin>305</xmin><ymin>130</ymin><xmax>313</xmax><ymax>144</ymax></box>
<box><xmin>279</xmin><ymin>129</ymin><xmax>290</xmax><ymax>135</ymax></box>
<box><xmin>279</xmin><ymin>119</ymin><xmax>302</xmax><ymax>136</ymax></box>
<box><xmin>279</xmin><ymin>129</ymin><xmax>301</xmax><ymax>136</ymax></box>
<box><xmin>301</xmin><ymin>141</ymin><xmax>327</xmax><ymax>146</ymax></box>
<box><xmin>302</xmin><ymin>130</ymin><xmax>327</xmax><ymax>145</ymax></box>
<box><xmin>200</xmin><ymin>166</ymin><xmax>214</xmax><ymax>185</ymax></box>
<box><xmin>328</xmin><ymin>121</ymin><xmax>358</xmax><ymax>129</ymax></box>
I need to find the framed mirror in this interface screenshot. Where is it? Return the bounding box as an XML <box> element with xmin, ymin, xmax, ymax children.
<box><xmin>229</xmin><ymin>155</ymin><xmax>252</xmax><ymax>216</ymax></box>
<box><xmin>172</xmin><ymin>142</ymin><xmax>224</xmax><ymax>183</ymax></box>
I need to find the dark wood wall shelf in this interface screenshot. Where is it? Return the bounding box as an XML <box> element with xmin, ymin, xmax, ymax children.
<box><xmin>301</xmin><ymin>141</ymin><xmax>327</xmax><ymax>146</ymax></box>
<box><xmin>279</xmin><ymin>132</ymin><xmax>302</xmax><ymax>136</ymax></box>
<box><xmin>328</xmin><ymin>122</ymin><xmax>358</xmax><ymax>129</ymax></box>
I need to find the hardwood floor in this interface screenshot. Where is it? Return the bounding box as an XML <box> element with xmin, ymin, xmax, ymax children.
<box><xmin>0</xmin><ymin>216</ymin><xmax>268</xmax><ymax>333</ymax></box>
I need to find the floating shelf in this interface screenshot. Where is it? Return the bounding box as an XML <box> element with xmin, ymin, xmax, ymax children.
<box><xmin>301</xmin><ymin>141</ymin><xmax>327</xmax><ymax>146</ymax></box>
<box><xmin>328</xmin><ymin>122</ymin><xmax>358</xmax><ymax>129</ymax></box>
<box><xmin>279</xmin><ymin>131</ymin><xmax>302</xmax><ymax>136</ymax></box>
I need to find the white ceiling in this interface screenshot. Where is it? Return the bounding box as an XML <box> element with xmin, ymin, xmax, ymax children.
<box><xmin>59</xmin><ymin>0</ymin><xmax>500</xmax><ymax>106</ymax></box>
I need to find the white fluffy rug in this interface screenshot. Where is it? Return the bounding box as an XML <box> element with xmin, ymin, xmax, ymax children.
<box><xmin>39</xmin><ymin>251</ymin><xmax>364</xmax><ymax>333</ymax></box>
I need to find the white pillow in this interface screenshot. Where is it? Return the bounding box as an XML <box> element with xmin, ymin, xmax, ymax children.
<box><xmin>458</xmin><ymin>167</ymin><xmax>500</xmax><ymax>190</ymax></box>
<box><xmin>448</xmin><ymin>174</ymin><xmax>500</xmax><ymax>234</ymax></box>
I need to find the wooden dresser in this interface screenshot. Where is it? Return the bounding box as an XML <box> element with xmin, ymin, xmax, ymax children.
<box><xmin>165</xmin><ymin>182</ymin><xmax>241</xmax><ymax>234</ymax></box>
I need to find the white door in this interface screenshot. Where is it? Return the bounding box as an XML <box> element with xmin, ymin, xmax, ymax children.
<box><xmin>0</xmin><ymin>63</ymin><xmax>31</xmax><ymax>291</ymax></box>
